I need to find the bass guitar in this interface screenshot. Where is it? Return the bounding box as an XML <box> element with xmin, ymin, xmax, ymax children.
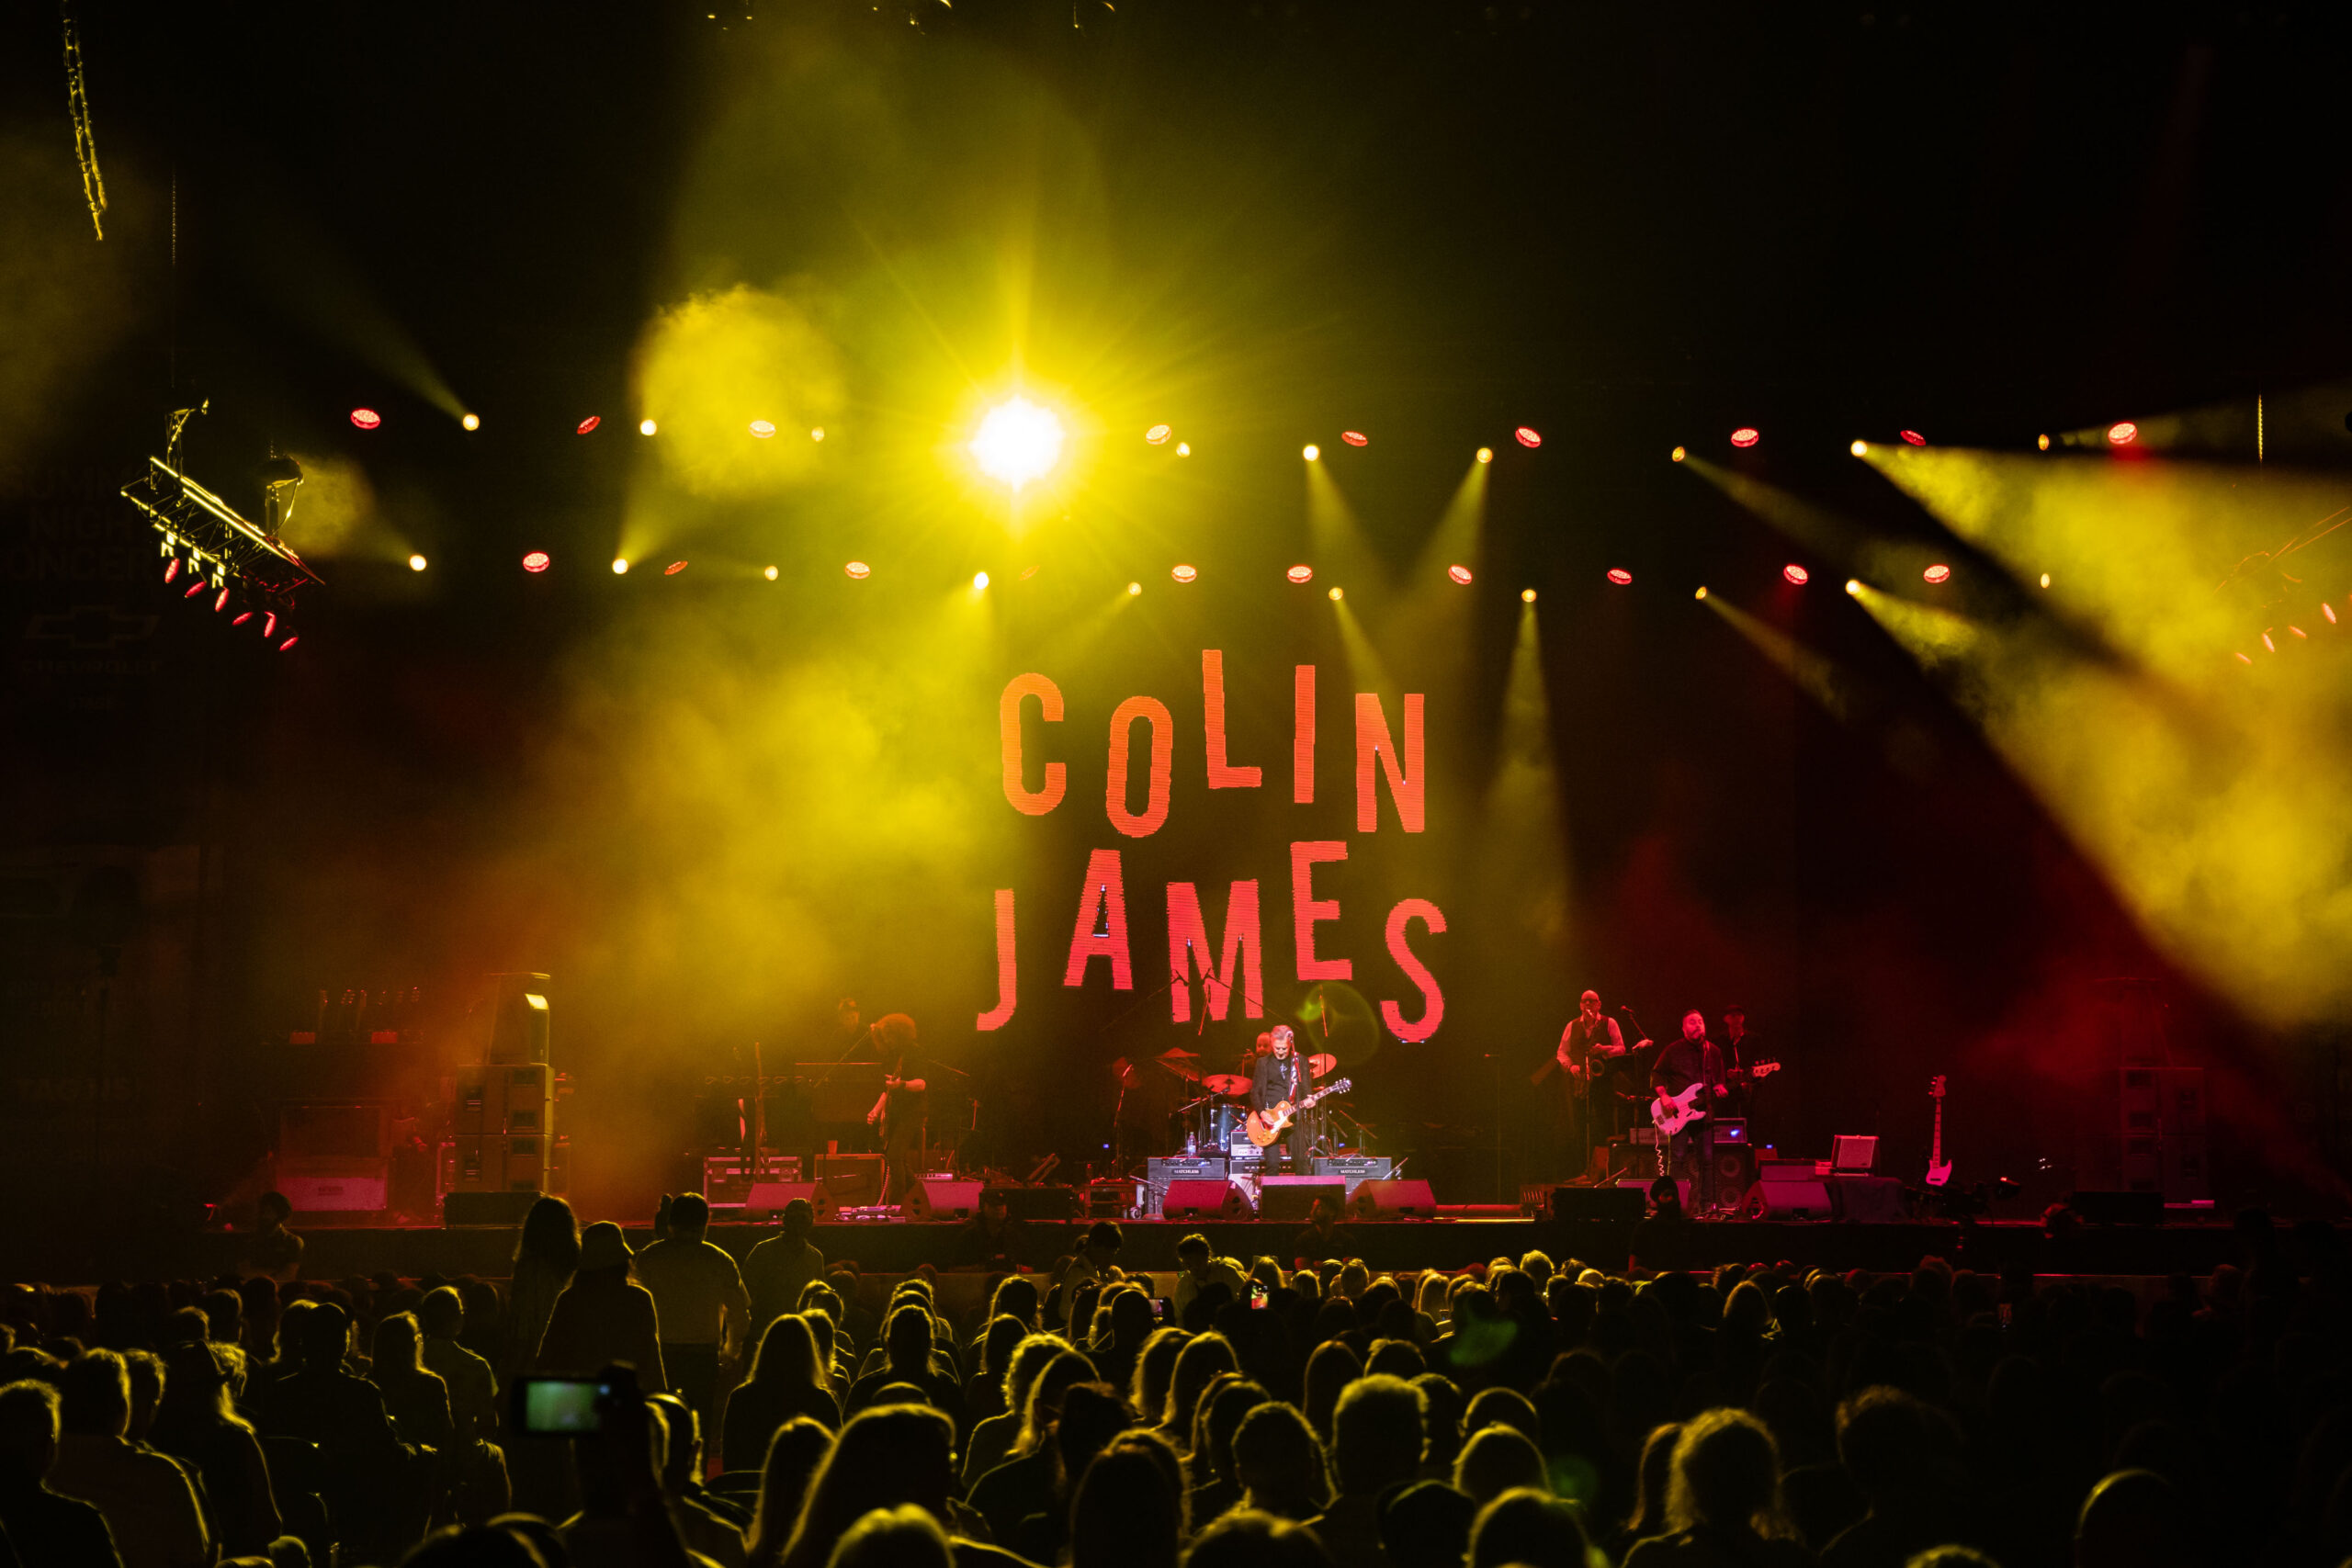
<box><xmin>1649</xmin><ymin>1080</ymin><xmax>1713</xmax><ymax>1137</ymax></box>
<box><xmin>1247</xmin><ymin>1077</ymin><xmax>1352</xmax><ymax>1147</ymax></box>
<box><xmin>1925</xmin><ymin>1075</ymin><xmax>1952</xmax><ymax>1188</ymax></box>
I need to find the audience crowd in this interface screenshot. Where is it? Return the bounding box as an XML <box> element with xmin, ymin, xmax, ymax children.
<box><xmin>3</xmin><ymin>1195</ymin><xmax>2345</xmax><ymax>1568</ymax></box>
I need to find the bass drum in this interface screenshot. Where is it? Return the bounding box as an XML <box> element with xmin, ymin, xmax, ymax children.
<box><xmin>1200</xmin><ymin>1103</ymin><xmax>1246</xmax><ymax>1151</ymax></box>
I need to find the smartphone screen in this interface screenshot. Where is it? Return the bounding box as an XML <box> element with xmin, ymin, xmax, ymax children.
<box><xmin>513</xmin><ymin>1375</ymin><xmax>609</xmax><ymax>1436</ymax></box>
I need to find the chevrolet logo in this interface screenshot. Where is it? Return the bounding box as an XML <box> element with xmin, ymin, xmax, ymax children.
<box><xmin>26</xmin><ymin>606</ymin><xmax>159</xmax><ymax>649</ymax></box>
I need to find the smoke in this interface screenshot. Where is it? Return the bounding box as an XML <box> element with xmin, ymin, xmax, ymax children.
<box><xmin>633</xmin><ymin>284</ymin><xmax>847</xmax><ymax>502</ymax></box>
<box><xmin>0</xmin><ymin>130</ymin><xmax>148</xmax><ymax>469</ymax></box>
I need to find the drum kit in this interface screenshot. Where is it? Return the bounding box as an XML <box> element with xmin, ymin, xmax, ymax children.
<box><xmin>1149</xmin><ymin>1044</ymin><xmax>1345</xmax><ymax>1157</ymax></box>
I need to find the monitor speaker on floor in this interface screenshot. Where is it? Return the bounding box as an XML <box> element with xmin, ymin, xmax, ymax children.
<box><xmin>1349</xmin><ymin>1179</ymin><xmax>1437</xmax><ymax>1219</ymax></box>
<box><xmin>904</xmin><ymin>1177</ymin><xmax>985</xmax><ymax>1221</ymax></box>
<box><xmin>1257</xmin><ymin>1175</ymin><xmax>1347</xmax><ymax>1222</ymax></box>
<box><xmin>1161</xmin><ymin>1180</ymin><xmax>1253</xmax><ymax>1220</ymax></box>
<box><xmin>743</xmin><ymin>1180</ymin><xmax>839</xmax><ymax>1220</ymax></box>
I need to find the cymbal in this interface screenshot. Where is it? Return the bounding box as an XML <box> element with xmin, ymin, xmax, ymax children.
<box><xmin>1157</xmin><ymin>1057</ymin><xmax>1204</xmax><ymax>1081</ymax></box>
<box><xmin>1158</xmin><ymin>1045</ymin><xmax>1200</xmax><ymax>1059</ymax></box>
<box><xmin>1308</xmin><ymin>1052</ymin><xmax>1340</xmax><ymax>1078</ymax></box>
<box><xmin>1201</xmin><ymin>1073</ymin><xmax>1251</xmax><ymax>1097</ymax></box>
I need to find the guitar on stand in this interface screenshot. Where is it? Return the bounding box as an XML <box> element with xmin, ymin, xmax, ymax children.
<box><xmin>1925</xmin><ymin>1075</ymin><xmax>1952</xmax><ymax>1188</ymax></box>
<box><xmin>1247</xmin><ymin>1077</ymin><xmax>1352</xmax><ymax>1147</ymax></box>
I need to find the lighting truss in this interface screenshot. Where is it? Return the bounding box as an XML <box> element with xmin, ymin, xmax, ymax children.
<box><xmin>121</xmin><ymin>456</ymin><xmax>324</xmax><ymax>607</ymax></box>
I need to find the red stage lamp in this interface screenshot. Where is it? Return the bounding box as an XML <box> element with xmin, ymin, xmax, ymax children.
<box><xmin>2262</xmin><ymin>631</ymin><xmax>2276</xmax><ymax>652</ymax></box>
<box><xmin>1447</xmin><ymin>564</ymin><xmax>1474</xmax><ymax>585</ymax></box>
<box><xmin>664</xmin><ymin>560</ymin><xmax>688</xmax><ymax>576</ymax></box>
<box><xmin>2290</xmin><ymin>625</ymin><xmax>2308</xmax><ymax>638</ymax></box>
<box><xmin>1171</xmin><ymin>564</ymin><xmax>1197</xmax><ymax>583</ymax></box>
<box><xmin>278</xmin><ymin>637</ymin><xmax>299</xmax><ymax>652</ymax></box>
<box><xmin>213</xmin><ymin>588</ymin><xmax>231</xmax><ymax>612</ymax></box>
<box><xmin>1783</xmin><ymin>564</ymin><xmax>1809</xmax><ymax>585</ymax></box>
<box><xmin>844</xmin><ymin>560</ymin><xmax>871</xmax><ymax>580</ymax></box>
<box><xmin>523</xmin><ymin>551</ymin><xmax>551</xmax><ymax>573</ymax></box>
<box><xmin>577</xmin><ymin>415</ymin><xmax>601</xmax><ymax>434</ymax></box>
<box><xmin>1900</xmin><ymin>430</ymin><xmax>1926</xmax><ymax>446</ymax></box>
<box><xmin>1729</xmin><ymin>427</ymin><xmax>1759</xmax><ymax>448</ymax></box>
<box><xmin>182</xmin><ymin>581</ymin><xmax>206</xmax><ymax>599</ymax></box>
<box><xmin>2326</xmin><ymin>604</ymin><xmax>2339</xmax><ymax>625</ymax></box>
<box><xmin>1514</xmin><ymin>426</ymin><xmax>1541</xmax><ymax>448</ymax></box>
<box><xmin>1607</xmin><ymin>568</ymin><xmax>1633</xmax><ymax>585</ymax></box>
<box><xmin>2108</xmin><ymin>421</ymin><xmax>2137</xmax><ymax>446</ymax></box>
<box><xmin>2236</xmin><ymin>651</ymin><xmax>2253</xmax><ymax>664</ymax></box>
<box><xmin>1341</xmin><ymin>431</ymin><xmax>1368</xmax><ymax>446</ymax></box>
<box><xmin>1923</xmin><ymin>563</ymin><xmax>1951</xmax><ymax>584</ymax></box>
<box><xmin>349</xmin><ymin>408</ymin><xmax>381</xmax><ymax>430</ymax></box>
<box><xmin>1287</xmin><ymin>564</ymin><xmax>1314</xmax><ymax>583</ymax></box>
<box><xmin>163</xmin><ymin>558</ymin><xmax>180</xmax><ymax>583</ymax></box>
<box><xmin>261</xmin><ymin>613</ymin><xmax>277</xmax><ymax>638</ymax></box>
<box><xmin>232</xmin><ymin>612</ymin><xmax>253</xmax><ymax>626</ymax></box>
<box><xmin>1145</xmin><ymin>423</ymin><xmax>1172</xmax><ymax>445</ymax></box>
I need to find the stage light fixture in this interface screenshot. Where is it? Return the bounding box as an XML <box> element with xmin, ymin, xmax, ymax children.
<box><xmin>1127</xmin><ymin>581</ymin><xmax>1142</xmax><ymax>596</ymax></box>
<box><xmin>1171</xmin><ymin>564</ymin><xmax>1197</xmax><ymax>583</ymax></box>
<box><xmin>639</xmin><ymin>419</ymin><xmax>657</xmax><ymax>435</ymax></box>
<box><xmin>1303</xmin><ymin>444</ymin><xmax>1320</xmax><ymax>461</ymax></box>
<box><xmin>523</xmin><ymin>551</ymin><xmax>550</xmax><ymax>572</ymax></box>
<box><xmin>278</xmin><ymin>637</ymin><xmax>299</xmax><ymax>652</ymax></box>
<box><xmin>664</xmin><ymin>560</ymin><xmax>688</xmax><ymax>576</ymax></box>
<box><xmin>2108</xmin><ymin>421</ymin><xmax>2137</xmax><ymax>446</ymax></box>
<box><xmin>1020</xmin><ymin>565</ymin><xmax>1040</xmax><ymax>581</ymax></box>
<box><xmin>1606</xmin><ymin>568</ymin><xmax>1633</xmax><ymax>585</ymax></box>
<box><xmin>1145</xmin><ymin>423</ymin><xmax>1172</xmax><ymax>445</ymax></box>
<box><xmin>2236</xmin><ymin>651</ymin><xmax>2254</xmax><ymax>664</ymax></box>
<box><xmin>1176</xmin><ymin>442</ymin><xmax>1191</xmax><ymax>457</ymax></box>
<box><xmin>970</xmin><ymin>397</ymin><xmax>1064</xmax><ymax>487</ymax></box>
<box><xmin>577</xmin><ymin>415</ymin><xmax>601</xmax><ymax>434</ymax></box>
<box><xmin>1515</xmin><ymin>427</ymin><xmax>1541</xmax><ymax>448</ymax></box>
<box><xmin>163</xmin><ymin>558</ymin><xmax>180</xmax><ymax>583</ymax></box>
<box><xmin>973</xmin><ymin>570</ymin><xmax>989</xmax><ymax>591</ymax></box>
<box><xmin>1333</xmin><ymin>431</ymin><xmax>1364</xmax><ymax>448</ymax></box>
<box><xmin>1850</xmin><ymin>440</ymin><xmax>1869</xmax><ymax>457</ymax></box>
<box><xmin>2040</xmin><ymin>572</ymin><xmax>2051</xmax><ymax>588</ymax></box>
<box><xmin>1328</xmin><ymin>586</ymin><xmax>1343</xmax><ymax>602</ymax></box>
<box><xmin>612</xmin><ymin>558</ymin><xmax>629</xmax><ymax>574</ymax></box>
<box><xmin>213</xmin><ymin>587</ymin><xmax>231</xmax><ymax>612</ymax></box>
<box><xmin>1900</xmin><ymin>430</ymin><xmax>1926</xmax><ymax>446</ymax></box>
<box><xmin>1521</xmin><ymin>588</ymin><xmax>1537</xmax><ymax>603</ymax></box>
<box><xmin>2326</xmin><ymin>604</ymin><xmax>2339</xmax><ymax>625</ymax></box>
<box><xmin>749</xmin><ymin>419</ymin><xmax>776</xmax><ymax>438</ymax></box>
<box><xmin>763</xmin><ymin>565</ymin><xmax>778</xmax><ymax>581</ymax></box>
<box><xmin>461</xmin><ymin>412</ymin><xmax>481</xmax><ymax>432</ymax></box>
<box><xmin>2037</xmin><ymin>434</ymin><xmax>2050</xmax><ymax>450</ymax></box>
<box><xmin>1730</xmin><ymin>427</ymin><xmax>1759</xmax><ymax>447</ymax></box>
<box><xmin>408</xmin><ymin>554</ymin><xmax>427</xmax><ymax>572</ymax></box>
<box><xmin>1845</xmin><ymin>579</ymin><xmax>1862</xmax><ymax>595</ymax></box>
<box><xmin>350</xmin><ymin>408</ymin><xmax>381</xmax><ymax>430</ymax></box>
<box><xmin>1476</xmin><ymin>446</ymin><xmax>1493</xmax><ymax>464</ymax></box>
<box><xmin>845</xmin><ymin>561</ymin><xmax>870</xmax><ymax>579</ymax></box>
<box><xmin>1670</xmin><ymin>446</ymin><xmax>1687</xmax><ymax>462</ymax></box>
<box><xmin>2262</xmin><ymin>632</ymin><xmax>2276</xmax><ymax>652</ymax></box>
<box><xmin>1695</xmin><ymin>585</ymin><xmax>1709</xmax><ymax>601</ymax></box>
<box><xmin>1783</xmin><ymin>564</ymin><xmax>1808</xmax><ymax>585</ymax></box>
<box><xmin>2291</xmin><ymin>625</ymin><xmax>2308</xmax><ymax>638</ymax></box>
<box><xmin>811</xmin><ymin>427</ymin><xmax>824</xmax><ymax>442</ymax></box>
<box><xmin>1923</xmin><ymin>563</ymin><xmax>1951</xmax><ymax>584</ymax></box>
<box><xmin>262</xmin><ymin>613</ymin><xmax>277</xmax><ymax>638</ymax></box>
<box><xmin>182</xmin><ymin>581</ymin><xmax>207</xmax><ymax>599</ymax></box>
<box><xmin>1287</xmin><ymin>564</ymin><xmax>1314</xmax><ymax>583</ymax></box>
<box><xmin>232</xmin><ymin>613</ymin><xmax>252</xmax><ymax>626</ymax></box>
<box><xmin>1447</xmin><ymin>564</ymin><xmax>1473</xmax><ymax>585</ymax></box>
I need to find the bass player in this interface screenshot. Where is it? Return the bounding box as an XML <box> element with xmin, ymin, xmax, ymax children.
<box><xmin>1650</xmin><ymin>1010</ymin><xmax>1729</xmax><ymax>1212</ymax></box>
<box><xmin>1251</xmin><ymin>1024</ymin><xmax>1310</xmax><ymax>1173</ymax></box>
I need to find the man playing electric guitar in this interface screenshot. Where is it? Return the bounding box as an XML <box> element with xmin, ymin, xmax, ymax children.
<box><xmin>1250</xmin><ymin>1025</ymin><xmax>1310</xmax><ymax>1172</ymax></box>
<box><xmin>1650</xmin><ymin>1010</ymin><xmax>1729</xmax><ymax>1213</ymax></box>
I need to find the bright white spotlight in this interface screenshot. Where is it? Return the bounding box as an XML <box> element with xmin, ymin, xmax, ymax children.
<box><xmin>460</xmin><ymin>412</ymin><xmax>481</xmax><ymax>432</ymax></box>
<box><xmin>408</xmin><ymin>554</ymin><xmax>427</xmax><ymax>572</ymax></box>
<box><xmin>969</xmin><ymin>398</ymin><xmax>1065</xmax><ymax>488</ymax></box>
<box><xmin>973</xmin><ymin>570</ymin><xmax>990</xmax><ymax>591</ymax></box>
<box><xmin>639</xmin><ymin>418</ymin><xmax>657</xmax><ymax>435</ymax></box>
<box><xmin>612</xmin><ymin>558</ymin><xmax>629</xmax><ymax>575</ymax></box>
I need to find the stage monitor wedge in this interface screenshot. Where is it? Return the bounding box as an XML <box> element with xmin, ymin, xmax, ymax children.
<box><xmin>1349</xmin><ymin>1179</ymin><xmax>1437</xmax><ymax>1219</ymax></box>
<box><xmin>1257</xmin><ymin>1175</ymin><xmax>1346</xmax><ymax>1222</ymax></box>
<box><xmin>1162</xmin><ymin>1179</ymin><xmax>1253</xmax><ymax>1221</ymax></box>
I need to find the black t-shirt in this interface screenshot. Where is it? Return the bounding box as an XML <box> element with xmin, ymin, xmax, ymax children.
<box><xmin>1651</xmin><ymin>1039</ymin><xmax>1723</xmax><ymax>1100</ymax></box>
<box><xmin>1251</xmin><ymin>1052</ymin><xmax>1306</xmax><ymax>1111</ymax></box>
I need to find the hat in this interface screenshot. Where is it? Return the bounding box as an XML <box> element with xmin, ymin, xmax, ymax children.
<box><xmin>1724</xmin><ymin>1003</ymin><xmax>1747</xmax><ymax>1016</ymax></box>
<box><xmin>579</xmin><ymin>1221</ymin><xmax>634</xmax><ymax>1272</ymax></box>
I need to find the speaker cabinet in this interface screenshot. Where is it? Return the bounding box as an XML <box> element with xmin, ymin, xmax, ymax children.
<box><xmin>1349</xmin><ymin>1179</ymin><xmax>1437</xmax><ymax>1219</ymax></box>
<box><xmin>906</xmin><ymin>1177</ymin><xmax>986</xmax><ymax>1221</ymax></box>
<box><xmin>1257</xmin><ymin>1175</ymin><xmax>1348</xmax><ymax>1222</ymax></box>
<box><xmin>742</xmin><ymin>1180</ymin><xmax>839</xmax><ymax>1220</ymax></box>
<box><xmin>1162</xmin><ymin>1179</ymin><xmax>1253</xmax><ymax>1220</ymax></box>
<box><xmin>1743</xmin><ymin>1174</ymin><xmax>1833</xmax><ymax>1220</ymax></box>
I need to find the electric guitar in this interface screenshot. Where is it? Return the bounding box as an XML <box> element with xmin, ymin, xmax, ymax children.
<box><xmin>1649</xmin><ymin>1080</ymin><xmax>1713</xmax><ymax>1137</ymax></box>
<box><xmin>1247</xmin><ymin>1077</ymin><xmax>1351</xmax><ymax>1147</ymax></box>
<box><xmin>1925</xmin><ymin>1075</ymin><xmax>1952</xmax><ymax>1188</ymax></box>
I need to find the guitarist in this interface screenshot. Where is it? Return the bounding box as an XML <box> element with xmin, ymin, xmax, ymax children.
<box><xmin>1650</xmin><ymin>1010</ymin><xmax>1729</xmax><ymax>1212</ymax></box>
<box><xmin>1554</xmin><ymin>991</ymin><xmax>1630</xmax><ymax>1180</ymax></box>
<box><xmin>1251</xmin><ymin>1025</ymin><xmax>1310</xmax><ymax>1172</ymax></box>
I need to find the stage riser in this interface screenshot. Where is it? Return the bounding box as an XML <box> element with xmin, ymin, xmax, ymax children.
<box><xmin>4</xmin><ymin>1219</ymin><xmax>2266</xmax><ymax>1286</ymax></box>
